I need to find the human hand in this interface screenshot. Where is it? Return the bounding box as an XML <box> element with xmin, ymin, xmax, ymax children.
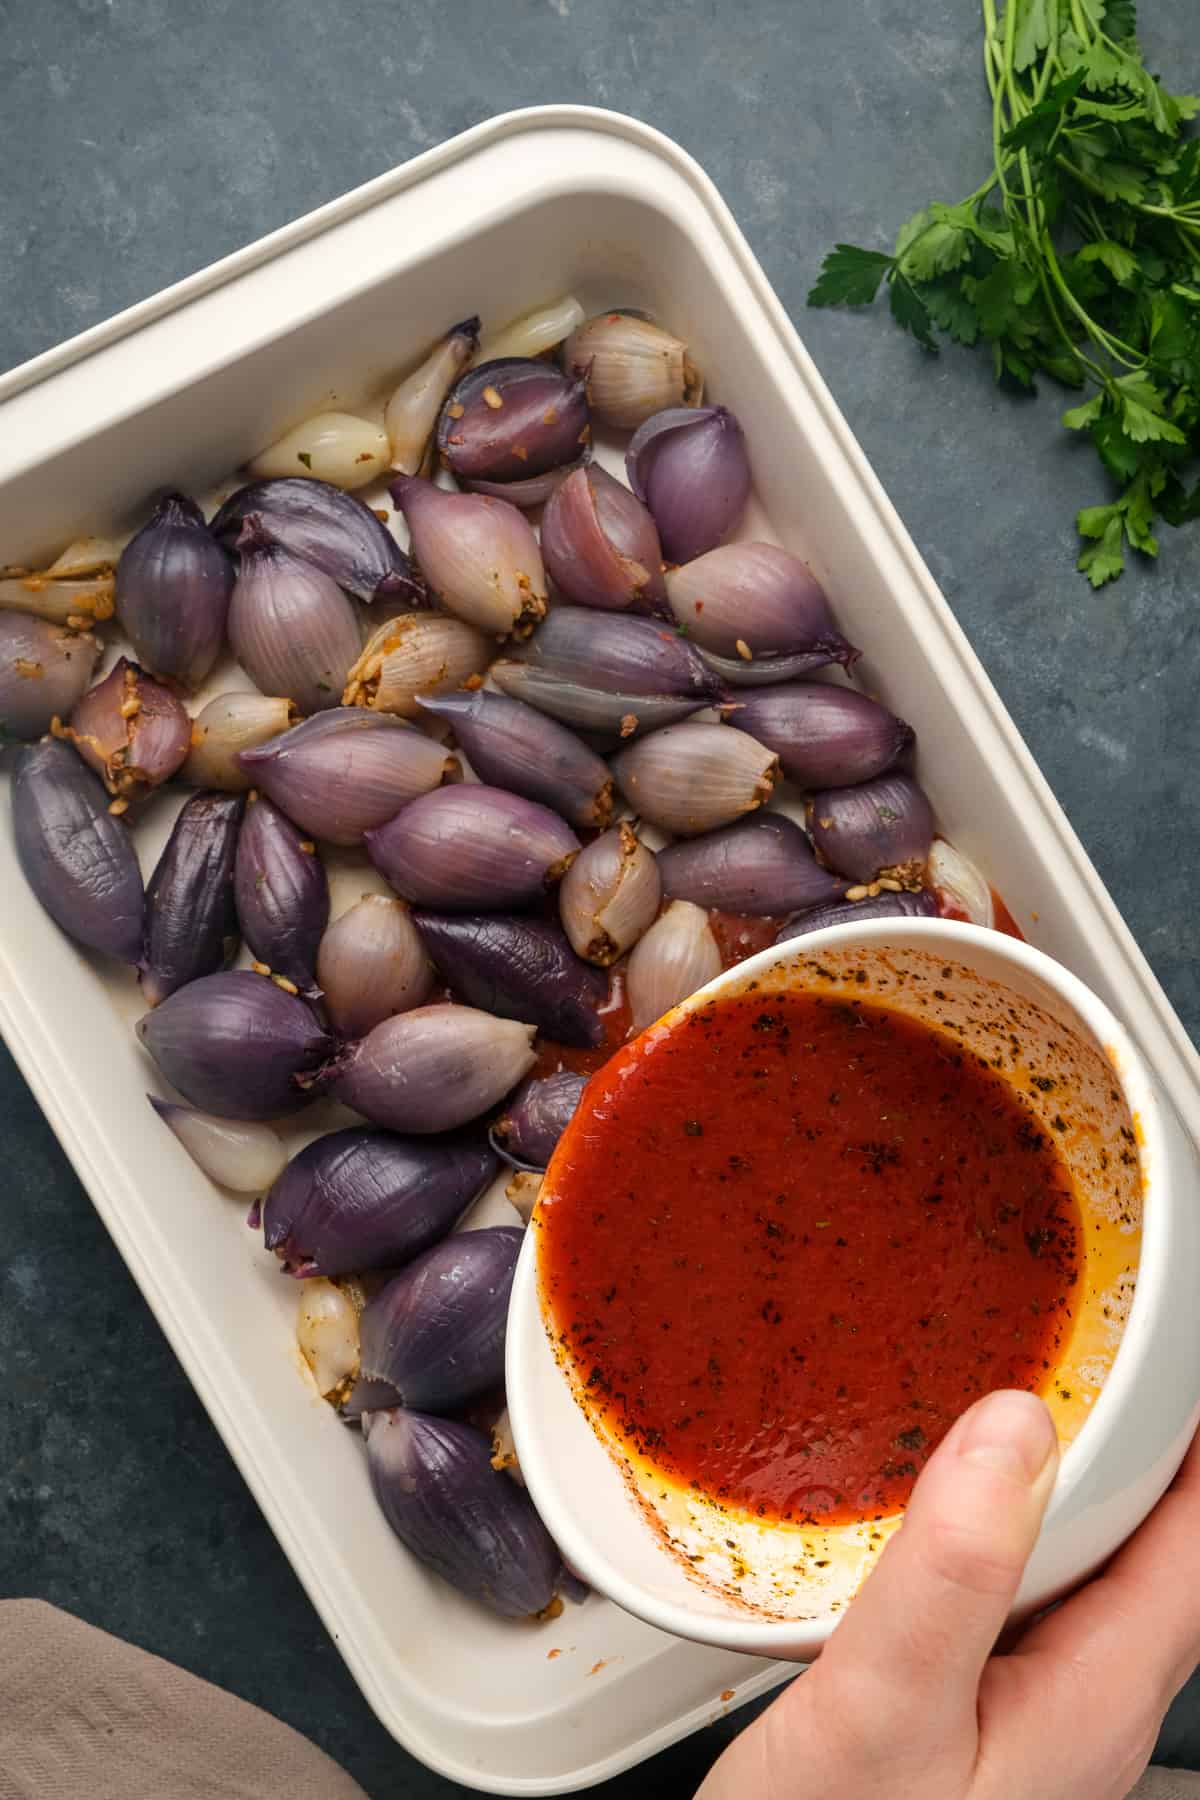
<box><xmin>697</xmin><ymin>1389</ymin><xmax>1200</xmax><ymax>1800</ymax></box>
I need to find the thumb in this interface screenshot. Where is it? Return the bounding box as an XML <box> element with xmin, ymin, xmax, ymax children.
<box><xmin>820</xmin><ymin>1390</ymin><xmax>1059</xmax><ymax>1731</ymax></box>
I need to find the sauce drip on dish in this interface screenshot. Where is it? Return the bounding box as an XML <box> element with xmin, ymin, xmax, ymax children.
<box><xmin>538</xmin><ymin>989</ymin><xmax>1082</xmax><ymax>1528</ymax></box>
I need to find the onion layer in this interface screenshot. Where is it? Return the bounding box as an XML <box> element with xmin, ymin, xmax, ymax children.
<box><xmin>359</xmin><ymin>1226</ymin><xmax>523</xmax><ymax>1410</ymax></box>
<box><xmin>136</xmin><ymin>971</ymin><xmax>331</xmax><ymax>1120</ymax></box>
<box><xmin>149</xmin><ymin>1096</ymin><xmax>286</xmax><ymax>1193</ymax></box>
<box><xmin>390</xmin><ymin>477</ymin><xmax>547</xmax><ymax>638</ymax></box>
<box><xmin>234</xmin><ymin>792</ymin><xmax>330</xmax><ymax>1000</ymax></box>
<box><xmin>316</xmin><ymin>896</ymin><xmax>435</xmax><ymax>1040</ymax></box>
<box><xmin>263</xmin><ymin>1129</ymin><xmax>496</xmax><ymax>1277</ymax></box>
<box><xmin>626</xmin><ymin>900</ymin><xmax>722</xmax><ymax>1033</ymax></box>
<box><xmin>227</xmin><ymin>517</ymin><xmax>362</xmax><ymax>716</ymax></box>
<box><xmin>13</xmin><ymin>737</ymin><xmax>145</xmax><ymax>963</ymax></box>
<box><xmin>415</xmin><ymin>688</ymin><xmax>613</xmax><ymax>831</ymax></box>
<box><xmin>237</xmin><ymin>708</ymin><xmax>458</xmax><ymax>847</ymax></box>
<box><xmin>0</xmin><ymin>613</ymin><xmax>100</xmax><ymax>741</ymax></box>
<box><xmin>62</xmin><ymin>657</ymin><xmax>191</xmax><ymax>802</ymax></box>
<box><xmin>490</xmin><ymin>1071</ymin><xmax>587</xmax><ymax>1171</ymax></box>
<box><xmin>540</xmin><ymin>465</ymin><xmax>666</xmax><ymax>613</ymax></box>
<box><xmin>363</xmin><ymin>1408</ymin><xmax>562</xmax><ymax>1618</ymax></box>
<box><xmin>115</xmin><ymin>492</ymin><xmax>233</xmax><ymax>689</ymax></box>
<box><xmin>140</xmin><ymin>791</ymin><xmax>244</xmax><ymax>1005</ymax></box>
<box><xmin>413</xmin><ymin>912</ymin><xmax>608</xmax><ymax>1048</ymax></box>
<box><xmin>326</xmin><ymin>1005</ymin><xmax>537</xmax><ymax>1133</ymax></box>
<box><xmin>611</xmin><ymin>721</ymin><xmax>779</xmax><ymax>837</ymax></box>
<box><xmin>211</xmin><ymin>476</ymin><xmax>423</xmax><ymax>606</ymax></box>
<box><xmin>626</xmin><ymin>406</ymin><xmax>751</xmax><ymax>563</ymax></box>
<box><xmin>722</xmin><ymin>683</ymin><xmax>913</xmax><ymax>790</ymax></box>
<box><xmin>808</xmin><ymin>772</ymin><xmax>935</xmax><ymax>886</ymax></box>
<box><xmin>366</xmin><ymin>786</ymin><xmax>579</xmax><ymax>912</ymax></box>
<box><xmin>657</xmin><ymin>812</ymin><xmax>846</xmax><ymax>916</ymax></box>
<box><xmin>559</xmin><ymin>822</ymin><xmax>661</xmax><ymax>965</ymax></box>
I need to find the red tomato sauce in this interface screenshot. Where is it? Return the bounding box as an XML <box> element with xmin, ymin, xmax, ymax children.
<box><xmin>538</xmin><ymin>989</ymin><xmax>1082</xmax><ymax>1528</ymax></box>
<box><xmin>708</xmin><ymin>911</ymin><xmax>786</xmax><ymax>968</ymax></box>
<box><xmin>936</xmin><ymin>887</ymin><xmax>1025</xmax><ymax>941</ymax></box>
<box><xmin>533</xmin><ymin>971</ymin><xmax>632</xmax><ymax>1080</ymax></box>
<box><xmin>992</xmin><ymin>890</ymin><xmax>1025</xmax><ymax>940</ymax></box>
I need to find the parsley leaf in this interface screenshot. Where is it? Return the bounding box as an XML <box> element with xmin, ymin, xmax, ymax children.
<box><xmin>971</xmin><ymin>206</ymin><xmax>1017</xmax><ymax>256</ymax></box>
<box><xmin>1140</xmin><ymin>69</ymin><xmax>1197</xmax><ymax>135</ymax></box>
<box><xmin>1076</xmin><ymin>239</ymin><xmax>1140</xmax><ymax>284</ymax></box>
<box><xmin>1013</xmin><ymin>0</ymin><xmax>1055</xmax><ymax>74</ymax></box>
<box><xmin>920</xmin><ymin>276</ymin><xmax>981</xmax><ymax>345</ymax></box>
<box><xmin>1074</xmin><ymin>93</ymin><xmax>1149</xmax><ymax>125</ymax></box>
<box><xmin>1069</xmin><ymin>146</ymin><xmax>1147</xmax><ymax>204</ymax></box>
<box><xmin>1077</xmin><ymin>504</ymin><xmax>1128</xmax><ymax>585</ymax></box>
<box><xmin>1001</xmin><ymin>71</ymin><xmax>1086</xmax><ymax>156</ymax></box>
<box><xmin>1077</xmin><ymin>466</ymin><xmax>1165</xmax><ymax>583</ymax></box>
<box><xmin>808</xmin><ymin>245</ymin><xmax>894</xmax><ymax>307</ymax></box>
<box><xmin>1040</xmin><ymin>348</ymin><xmax>1088</xmax><ymax>388</ymax></box>
<box><xmin>1061</xmin><ymin>33</ymin><xmax>1128</xmax><ymax>89</ymax></box>
<box><xmin>1062</xmin><ymin>392</ymin><xmax>1106</xmax><ymax>430</ymax></box>
<box><xmin>1172</xmin><ymin>139</ymin><xmax>1200</xmax><ymax>206</ymax></box>
<box><xmin>1101</xmin><ymin>0</ymin><xmax>1139</xmax><ymax>43</ymax></box>
<box><xmin>1114</xmin><ymin>371</ymin><xmax>1188</xmax><ymax>443</ymax></box>
<box><xmin>1091</xmin><ymin>409</ymin><xmax>1145</xmax><ymax>481</ymax></box>
<box><xmin>1123</xmin><ymin>469</ymin><xmax>1164</xmax><ymax>552</ymax></box>
<box><xmin>895</xmin><ymin>205</ymin><xmax>975</xmax><ymax>281</ymax></box>
<box><xmin>970</xmin><ymin>259</ymin><xmax>1040</xmax><ymax>339</ymax></box>
<box><xmin>888</xmin><ymin>276</ymin><xmax>939</xmax><ymax>351</ymax></box>
<box><xmin>1160</xmin><ymin>474</ymin><xmax>1200</xmax><ymax>526</ymax></box>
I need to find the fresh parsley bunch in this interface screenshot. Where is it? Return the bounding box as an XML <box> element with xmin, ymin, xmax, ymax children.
<box><xmin>810</xmin><ymin>0</ymin><xmax>1200</xmax><ymax>586</ymax></box>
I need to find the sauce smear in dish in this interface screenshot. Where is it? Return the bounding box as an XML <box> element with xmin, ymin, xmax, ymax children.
<box><xmin>538</xmin><ymin>990</ymin><xmax>1082</xmax><ymax>1528</ymax></box>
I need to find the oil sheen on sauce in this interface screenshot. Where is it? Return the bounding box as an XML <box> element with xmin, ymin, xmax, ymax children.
<box><xmin>538</xmin><ymin>989</ymin><xmax>1083</xmax><ymax>1529</ymax></box>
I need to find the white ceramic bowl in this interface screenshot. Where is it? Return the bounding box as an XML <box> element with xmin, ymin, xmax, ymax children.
<box><xmin>507</xmin><ymin>916</ymin><xmax>1200</xmax><ymax>1659</ymax></box>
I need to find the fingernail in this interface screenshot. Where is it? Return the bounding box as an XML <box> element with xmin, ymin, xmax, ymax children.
<box><xmin>957</xmin><ymin>1390</ymin><xmax>1057</xmax><ymax>1485</ymax></box>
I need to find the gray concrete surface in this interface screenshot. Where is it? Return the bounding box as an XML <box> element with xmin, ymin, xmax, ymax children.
<box><xmin>1</xmin><ymin>2</ymin><xmax>1197</xmax><ymax>1794</ymax></box>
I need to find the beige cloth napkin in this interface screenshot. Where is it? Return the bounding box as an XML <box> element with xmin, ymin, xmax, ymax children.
<box><xmin>1</xmin><ymin>1597</ymin><xmax>1197</xmax><ymax>1798</ymax></box>
<box><xmin>0</xmin><ymin>1600</ymin><xmax>366</xmax><ymax>1799</ymax></box>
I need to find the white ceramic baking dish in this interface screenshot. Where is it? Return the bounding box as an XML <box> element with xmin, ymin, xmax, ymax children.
<box><xmin>1</xmin><ymin>106</ymin><xmax>1197</xmax><ymax>1796</ymax></box>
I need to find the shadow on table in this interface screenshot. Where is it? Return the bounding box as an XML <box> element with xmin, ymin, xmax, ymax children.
<box><xmin>1154</xmin><ymin>1666</ymin><xmax>1200</xmax><ymax>1771</ymax></box>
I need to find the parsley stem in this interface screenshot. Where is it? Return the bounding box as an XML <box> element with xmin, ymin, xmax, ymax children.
<box><xmin>1030</xmin><ymin>46</ymin><xmax>1057</xmax><ymax>104</ymax></box>
<box><xmin>994</xmin><ymin>0</ymin><xmax>1108</xmax><ymax>384</ymax></box>
<box><xmin>995</xmin><ymin>1</ymin><xmax>1148</xmax><ymax>380</ymax></box>
<box><xmin>1040</xmin><ymin>232</ymin><xmax>1143</xmax><ymax>372</ymax></box>
<box><xmin>1083</xmin><ymin>200</ymin><xmax>1106</xmax><ymax>242</ymax></box>
<box><xmin>1056</xmin><ymin>153</ymin><xmax>1200</xmax><ymax>233</ymax></box>
<box><xmin>1069</xmin><ymin>0</ymin><xmax>1092</xmax><ymax>48</ymax></box>
<box><xmin>981</xmin><ymin>3</ymin><xmax>1016</xmax><ymax>212</ymax></box>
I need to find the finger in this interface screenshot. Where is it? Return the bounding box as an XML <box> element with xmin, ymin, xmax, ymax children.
<box><xmin>1010</xmin><ymin>1425</ymin><xmax>1200</xmax><ymax>1709</ymax></box>
<box><xmin>821</xmin><ymin>1390</ymin><xmax>1059</xmax><ymax>1734</ymax></box>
